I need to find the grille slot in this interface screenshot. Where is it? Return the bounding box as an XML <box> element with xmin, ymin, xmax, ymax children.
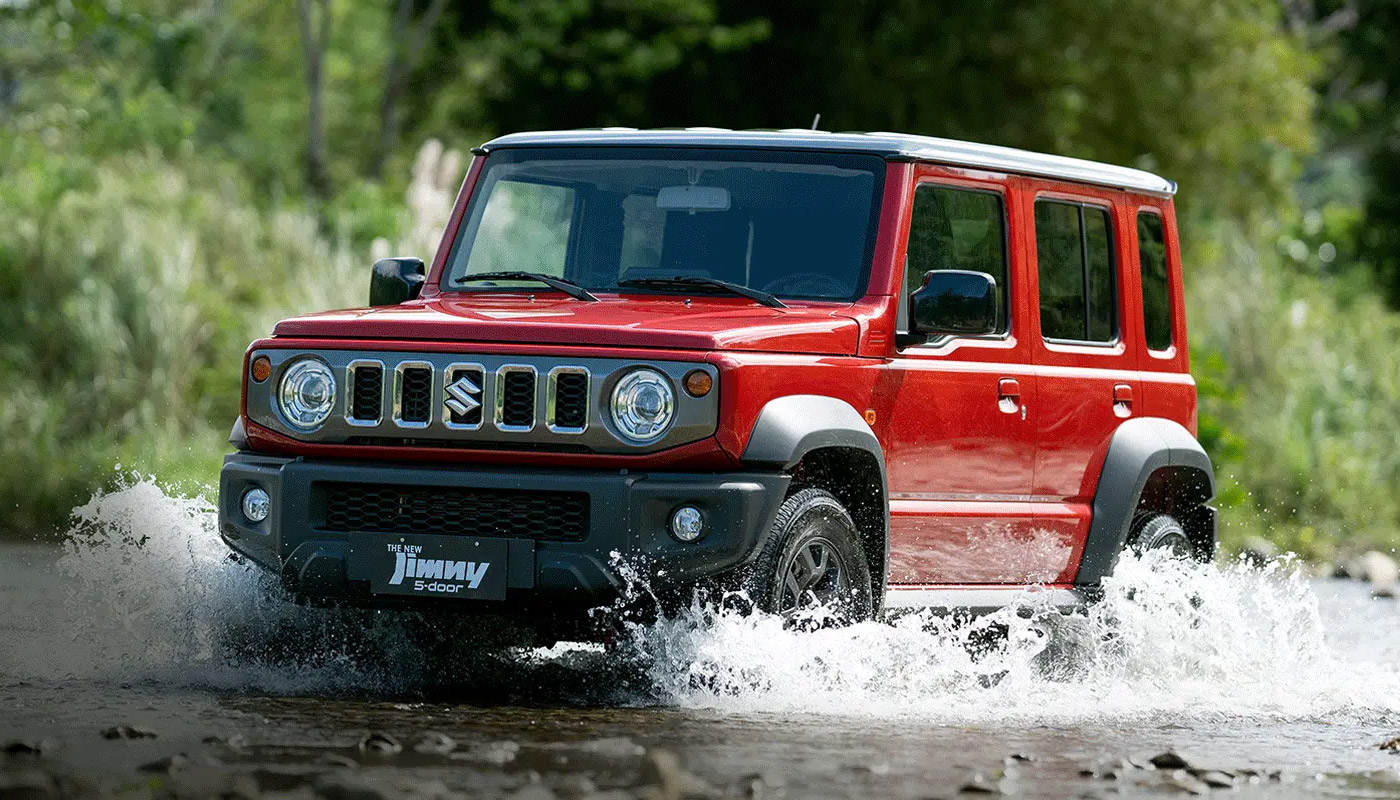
<box><xmin>347</xmin><ymin>363</ymin><xmax>383</xmax><ymax>423</ymax></box>
<box><xmin>322</xmin><ymin>483</ymin><xmax>589</xmax><ymax>540</ymax></box>
<box><xmin>549</xmin><ymin>368</ymin><xmax>589</xmax><ymax>432</ymax></box>
<box><xmin>396</xmin><ymin>365</ymin><xmax>433</xmax><ymax>425</ymax></box>
<box><xmin>497</xmin><ymin>366</ymin><xmax>537</xmax><ymax>431</ymax></box>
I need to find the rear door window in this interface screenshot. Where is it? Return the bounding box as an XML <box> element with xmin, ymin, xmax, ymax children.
<box><xmin>902</xmin><ymin>184</ymin><xmax>1009</xmax><ymax>335</ymax></box>
<box><xmin>1137</xmin><ymin>211</ymin><xmax>1173</xmax><ymax>350</ymax></box>
<box><xmin>1034</xmin><ymin>200</ymin><xmax>1117</xmax><ymax>342</ymax></box>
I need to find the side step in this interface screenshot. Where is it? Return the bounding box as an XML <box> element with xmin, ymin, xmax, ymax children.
<box><xmin>882</xmin><ymin>586</ymin><xmax>1088</xmax><ymax>617</ymax></box>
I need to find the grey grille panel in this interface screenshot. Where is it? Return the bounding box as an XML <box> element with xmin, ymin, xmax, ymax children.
<box><xmin>247</xmin><ymin>350</ymin><xmax>719</xmax><ymax>454</ymax></box>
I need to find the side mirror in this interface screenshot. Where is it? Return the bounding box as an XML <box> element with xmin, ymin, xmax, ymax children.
<box><xmin>370</xmin><ymin>257</ymin><xmax>426</xmax><ymax>306</ymax></box>
<box><xmin>909</xmin><ymin>269</ymin><xmax>997</xmax><ymax>337</ymax></box>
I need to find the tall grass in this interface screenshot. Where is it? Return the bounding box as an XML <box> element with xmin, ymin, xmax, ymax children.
<box><xmin>0</xmin><ymin>145</ymin><xmax>373</xmax><ymax>533</ymax></box>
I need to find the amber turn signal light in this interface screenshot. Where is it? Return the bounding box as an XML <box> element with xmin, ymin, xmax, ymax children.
<box><xmin>250</xmin><ymin>355</ymin><xmax>272</xmax><ymax>383</ymax></box>
<box><xmin>683</xmin><ymin>370</ymin><xmax>713</xmax><ymax>397</ymax></box>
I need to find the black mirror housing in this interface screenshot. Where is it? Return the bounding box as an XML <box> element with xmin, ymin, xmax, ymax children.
<box><xmin>370</xmin><ymin>257</ymin><xmax>426</xmax><ymax>307</ymax></box>
<box><xmin>910</xmin><ymin>269</ymin><xmax>997</xmax><ymax>337</ymax></box>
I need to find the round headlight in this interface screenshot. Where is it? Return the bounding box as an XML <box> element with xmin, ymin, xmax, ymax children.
<box><xmin>610</xmin><ymin>368</ymin><xmax>675</xmax><ymax>442</ymax></box>
<box><xmin>277</xmin><ymin>357</ymin><xmax>336</xmax><ymax>430</ymax></box>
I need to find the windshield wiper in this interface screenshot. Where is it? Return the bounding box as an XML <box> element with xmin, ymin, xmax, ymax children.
<box><xmin>452</xmin><ymin>271</ymin><xmax>599</xmax><ymax>302</ymax></box>
<box><xmin>617</xmin><ymin>276</ymin><xmax>787</xmax><ymax>309</ymax></box>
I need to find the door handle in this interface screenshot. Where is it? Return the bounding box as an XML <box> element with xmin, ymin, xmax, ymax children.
<box><xmin>1113</xmin><ymin>383</ymin><xmax>1133</xmax><ymax>418</ymax></box>
<box><xmin>998</xmin><ymin>378</ymin><xmax>1021</xmax><ymax>415</ymax></box>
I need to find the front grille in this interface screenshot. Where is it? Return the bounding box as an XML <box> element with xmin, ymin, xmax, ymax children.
<box><xmin>399</xmin><ymin>366</ymin><xmax>433</xmax><ymax>424</ymax></box>
<box><xmin>500</xmin><ymin>369</ymin><xmax>536</xmax><ymax>429</ymax></box>
<box><xmin>349</xmin><ymin>365</ymin><xmax>383</xmax><ymax>422</ymax></box>
<box><xmin>322</xmin><ymin>483</ymin><xmax>589</xmax><ymax>541</ymax></box>
<box><xmin>552</xmin><ymin>371</ymin><xmax>589</xmax><ymax>431</ymax></box>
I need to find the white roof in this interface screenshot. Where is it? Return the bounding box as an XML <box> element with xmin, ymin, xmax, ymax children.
<box><xmin>479</xmin><ymin>128</ymin><xmax>1177</xmax><ymax>196</ymax></box>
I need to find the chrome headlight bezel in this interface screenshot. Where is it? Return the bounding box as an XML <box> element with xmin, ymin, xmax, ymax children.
<box><xmin>276</xmin><ymin>356</ymin><xmax>337</xmax><ymax>431</ymax></box>
<box><xmin>609</xmin><ymin>367</ymin><xmax>676</xmax><ymax>443</ymax></box>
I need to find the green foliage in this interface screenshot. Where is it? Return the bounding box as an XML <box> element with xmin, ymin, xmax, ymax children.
<box><xmin>1190</xmin><ymin>223</ymin><xmax>1400</xmax><ymax>559</ymax></box>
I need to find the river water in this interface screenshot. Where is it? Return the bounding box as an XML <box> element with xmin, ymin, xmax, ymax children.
<box><xmin>2</xmin><ymin>479</ymin><xmax>1400</xmax><ymax>798</ymax></box>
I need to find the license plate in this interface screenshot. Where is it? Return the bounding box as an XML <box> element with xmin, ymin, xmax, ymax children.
<box><xmin>347</xmin><ymin>534</ymin><xmax>509</xmax><ymax>601</ymax></box>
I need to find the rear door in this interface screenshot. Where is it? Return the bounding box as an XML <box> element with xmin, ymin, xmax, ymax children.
<box><xmin>1024</xmin><ymin>184</ymin><xmax>1140</xmax><ymax>581</ymax></box>
<box><xmin>884</xmin><ymin>170</ymin><xmax>1042</xmax><ymax>584</ymax></box>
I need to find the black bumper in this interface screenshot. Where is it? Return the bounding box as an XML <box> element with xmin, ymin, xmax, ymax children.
<box><xmin>218</xmin><ymin>453</ymin><xmax>789</xmax><ymax>614</ymax></box>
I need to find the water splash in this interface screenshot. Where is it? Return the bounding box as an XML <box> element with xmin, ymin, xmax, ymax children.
<box><xmin>10</xmin><ymin>479</ymin><xmax>1400</xmax><ymax>726</ymax></box>
<box><xmin>635</xmin><ymin>552</ymin><xmax>1400</xmax><ymax>725</ymax></box>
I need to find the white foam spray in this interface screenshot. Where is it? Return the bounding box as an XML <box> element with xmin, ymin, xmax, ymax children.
<box><xmin>8</xmin><ymin>479</ymin><xmax>1400</xmax><ymax>727</ymax></box>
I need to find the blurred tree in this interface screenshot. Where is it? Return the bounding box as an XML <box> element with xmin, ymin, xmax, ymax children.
<box><xmin>1312</xmin><ymin>0</ymin><xmax>1400</xmax><ymax>307</ymax></box>
<box><xmin>371</xmin><ymin>0</ymin><xmax>451</xmax><ymax>179</ymax></box>
<box><xmin>637</xmin><ymin>0</ymin><xmax>1314</xmax><ymax>224</ymax></box>
<box><xmin>297</xmin><ymin>0</ymin><xmax>334</xmax><ymax>195</ymax></box>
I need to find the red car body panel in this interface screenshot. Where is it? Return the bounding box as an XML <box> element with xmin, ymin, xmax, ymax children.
<box><xmin>242</xmin><ymin>146</ymin><xmax>1195</xmax><ymax>589</ymax></box>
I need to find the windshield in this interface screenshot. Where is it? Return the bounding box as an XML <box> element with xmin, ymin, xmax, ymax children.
<box><xmin>442</xmin><ymin>147</ymin><xmax>886</xmax><ymax>302</ymax></box>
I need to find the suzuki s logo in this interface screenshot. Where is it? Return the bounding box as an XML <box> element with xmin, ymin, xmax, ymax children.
<box><xmin>389</xmin><ymin>549</ymin><xmax>490</xmax><ymax>594</ymax></box>
<box><xmin>445</xmin><ymin>373</ymin><xmax>482</xmax><ymax>416</ymax></box>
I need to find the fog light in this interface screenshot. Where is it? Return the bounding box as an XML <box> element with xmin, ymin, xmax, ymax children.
<box><xmin>670</xmin><ymin>506</ymin><xmax>706</xmax><ymax>542</ymax></box>
<box><xmin>241</xmin><ymin>488</ymin><xmax>270</xmax><ymax>523</ymax></box>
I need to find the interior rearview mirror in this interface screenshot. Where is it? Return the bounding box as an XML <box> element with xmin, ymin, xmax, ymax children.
<box><xmin>370</xmin><ymin>257</ymin><xmax>426</xmax><ymax>307</ymax></box>
<box><xmin>656</xmin><ymin>185</ymin><xmax>731</xmax><ymax>212</ymax></box>
<box><xmin>909</xmin><ymin>270</ymin><xmax>997</xmax><ymax>337</ymax></box>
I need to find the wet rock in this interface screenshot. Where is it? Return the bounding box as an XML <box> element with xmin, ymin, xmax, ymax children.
<box><xmin>165</xmin><ymin>767</ymin><xmax>261</xmax><ymax>800</ymax></box>
<box><xmin>450</xmin><ymin>740</ymin><xmax>520</xmax><ymax>766</ymax></box>
<box><xmin>356</xmin><ymin>732</ymin><xmax>402</xmax><ymax>756</ymax></box>
<box><xmin>1358</xmin><ymin>551</ymin><xmax>1399</xmax><ymax>596</ymax></box>
<box><xmin>735</xmin><ymin>772</ymin><xmax>784</xmax><ymax>800</ymax></box>
<box><xmin>1238</xmin><ymin>536</ymin><xmax>1278</xmax><ymax>566</ymax></box>
<box><xmin>0</xmin><ymin>741</ymin><xmax>44</xmax><ymax>757</ymax></box>
<box><xmin>201</xmin><ymin>734</ymin><xmax>249</xmax><ymax>754</ymax></box>
<box><xmin>958</xmin><ymin>777</ymin><xmax>1002</xmax><ymax>795</ymax></box>
<box><xmin>100</xmin><ymin>724</ymin><xmax>157</xmax><ymax>740</ymax></box>
<box><xmin>639</xmin><ymin>748</ymin><xmax>718</xmax><ymax>800</ymax></box>
<box><xmin>317</xmin><ymin>753</ymin><xmax>360</xmax><ymax>769</ymax></box>
<box><xmin>136</xmin><ymin>753</ymin><xmax>190</xmax><ymax>774</ymax></box>
<box><xmin>1164</xmin><ymin>770</ymin><xmax>1209</xmax><ymax>795</ymax></box>
<box><xmin>576</xmin><ymin>737</ymin><xmax>646</xmax><ymax>759</ymax></box>
<box><xmin>504</xmin><ymin>777</ymin><xmax>558</xmax><ymax>800</ymax></box>
<box><xmin>314</xmin><ymin>773</ymin><xmax>391</xmax><ymax>800</ymax></box>
<box><xmin>1148</xmin><ymin>750</ymin><xmax>1191</xmax><ymax>770</ymax></box>
<box><xmin>412</xmin><ymin>732</ymin><xmax>456</xmax><ymax>755</ymax></box>
<box><xmin>555</xmin><ymin>774</ymin><xmax>595</xmax><ymax>800</ymax></box>
<box><xmin>1195</xmin><ymin>770</ymin><xmax>1236</xmax><ymax>788</ymax></box>
<box><xmin>1379</xmin><ymin>736</ymin><xmax>1400</xmax><ymax>752</ymax></box>
<box><xmin>0</xmin><ymin>769</ymin><xmax>59</xmax><ymax>800</ymax></box>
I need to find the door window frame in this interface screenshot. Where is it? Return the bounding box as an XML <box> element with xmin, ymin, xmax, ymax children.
<box><xmin>898</xmin><ymin>179</ymin><xmax>1014</xmax><ymax>350</ymax></box>
<box><xmin>1031</xmin><ymin>193</ymin><xmax>1122</xmax><ymax>349</ymax></box>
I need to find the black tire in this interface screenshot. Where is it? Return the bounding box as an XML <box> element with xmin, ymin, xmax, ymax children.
<box><xmin>1126</xmin><ymin>512</ymin><xmax>1194</xmax><ymax>558</ymax></box>
<box><xmin>742</xmin><ymin>488</ymin><xmax>874</xmax><ymax>625</ymax></box>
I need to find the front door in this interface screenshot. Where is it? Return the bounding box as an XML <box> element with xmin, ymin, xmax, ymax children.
<box><xmin>883</xmin><ymin>178</ymin><xmax>1043</xmax><ymax>584</ymax></box>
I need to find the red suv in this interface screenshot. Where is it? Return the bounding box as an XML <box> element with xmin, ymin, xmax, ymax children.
<box><xmin>219</xmin><ymin>129</ymin><xmax>1215</xmax><ymax>636</ymax></box>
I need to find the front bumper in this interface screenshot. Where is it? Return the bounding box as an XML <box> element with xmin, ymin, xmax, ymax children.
<box><xmin>218</xmin><ymin>453</ymin><xmax>789</xmax><ymax>614</ymax></box>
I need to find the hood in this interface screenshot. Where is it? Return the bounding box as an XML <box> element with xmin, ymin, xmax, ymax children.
<box><xmin>272</xmin><ymin>294</ymin><xmax>861</xmax><ymax>355</ymax></box>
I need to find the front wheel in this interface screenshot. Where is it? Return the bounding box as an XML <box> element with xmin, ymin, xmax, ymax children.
<box><xmin>742</xmin><ymin>488</ymin><xmax>874</xmax><ymax>625</ymax></box>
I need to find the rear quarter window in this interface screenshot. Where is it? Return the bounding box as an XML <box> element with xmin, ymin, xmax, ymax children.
<box><xmin>1137</xmin><ymin>211</ymin><xmax>1174</xmax><ymax>351</ymax></box>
